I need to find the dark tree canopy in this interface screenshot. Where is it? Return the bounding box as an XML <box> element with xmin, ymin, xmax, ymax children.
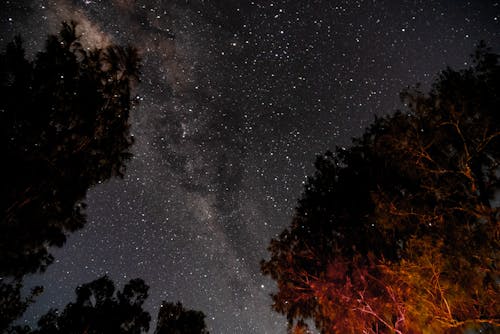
<box><xmin>155</xmin><ymin>301</ymin><xmax>209</xmax><ymax>334</ymax></box>
<box><xmin>0</xmin><ymin>23</ymin><xmax>211</xmax><ymax>334</ymax></box>
<box><xmin>0</xmin><ymin>22</ymin><xmax>140</xmax><ymax>278</ymax></box>
<box><xmin>0</xmin><ymin>280</ymin><xmax>42</xmax><ymax>333</ymax></box>
<box><xmin>31</xmin><ymin>276</ymin><xmax>151</xmax><ymax>334</ymax></box>
<box><xmin>261</xmin><ymin>43</ymin><xmax>500</xmax><ymax>334</ymax></box>
<box><xmin>3</xmin><ymin>276</ymin><xmax>209</xmax><ymax>334</ymax></box>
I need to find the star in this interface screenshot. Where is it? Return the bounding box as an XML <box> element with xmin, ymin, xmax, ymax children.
<box><xmin>2</xmin><ymin>0</ymin><xmax>498</xmax><ymax>333</ymax></box>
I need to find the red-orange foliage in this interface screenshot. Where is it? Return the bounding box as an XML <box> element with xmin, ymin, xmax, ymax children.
<box><xmin>262</xmin><ymin>43</ymin><xmax>500</xmax><ymax>334</ymax></box>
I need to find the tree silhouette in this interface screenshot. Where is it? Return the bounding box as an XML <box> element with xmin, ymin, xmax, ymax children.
<box><xmin>155</xmin><ymin>301</ymin><xmax>209</xmax><ymax>334</ymax></box>
<box><xmin>0</xmin><ymin>23</ymin><xmax>211</xmax><ymax>334</ymax></box>
<box><xmin>30</xmin><ymin>276</ymin><xmax>151</xmax><ymax>334</ymax></box>
<box><xmin>0</xmin><ymin>21</ymin><xmax>140</xmax><ymax>332</ymax></box>
<box><xmin>261</xmin><ymin>43</ymin><xmax>500</xmax><ymax>333</ymax></box>
<box><xmin>0</xmin><ymin>279</ymin><xmax>42</xmax><ymax>333</ymax></box>
<box><xmin>0</xmin><ymin>21</ymin><xmax>140</xmax><ymax>278</ymax></box>
<box><xmin>4</xmin><ymin>276</ymin><xmax>208</xmax><ymax>334</ymax></box>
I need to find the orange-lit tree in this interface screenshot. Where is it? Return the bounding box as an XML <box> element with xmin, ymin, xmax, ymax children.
<box><xmin>261</xmin><ymin>43</ymin><xmax>500</xmax><ymax>334</ymax></box>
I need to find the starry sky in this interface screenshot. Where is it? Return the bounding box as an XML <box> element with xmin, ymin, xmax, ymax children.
<box><xmin>1</xmin><ymin>0</ymin><xmax>499</xmax><ymax>333</ymax></box>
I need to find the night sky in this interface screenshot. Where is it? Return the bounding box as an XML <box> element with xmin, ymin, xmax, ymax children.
<box><xmin>1</xmin><ymin>1</ymin><xmax>499</xmax><ymax>333</ymax></box>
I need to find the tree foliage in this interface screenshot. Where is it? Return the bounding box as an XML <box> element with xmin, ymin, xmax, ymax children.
<box><xmin>31</xmin><ymin>276</ymin><xmax>151</xmax><ymax>334</ymax></box>
<box><xmin>0</xmin><ymin>22</ymin><xmax>212</xmax><ymax>334</ymax></box>
<box><xmin>0</xmin><ymin>21</ymin><xmax>140</xmax><ymax>331</ymax></box>
<box><xmin>0</xmin><ymin>279</ymin><xmax>42</xmax><ymax>333</ymax></box>
<box><xmin>155</xmin><ymin>301</ymin><xmax>209</xmax><ymax>334</ymax></box>
<box><xmin>3</xmin><ymin>276</ymin><xmax>210</xmax><ymax>334</ymax></box>
<box><xmin>261</xmin><ymin>43</ymin><xmax>500</xmax><ymax>333</ymax></box>
<box><xmin>0</xmin><ymin>23</ymin><xmax>211</xmax><ymax>334</ymax></box>
<box><xmin>0</xmin><ymin>21</ymin><xmax>140</xmax><ymax>278</ymax></box>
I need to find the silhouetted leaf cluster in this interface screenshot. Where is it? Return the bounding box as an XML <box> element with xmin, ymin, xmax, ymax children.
<box><xmin>0</xmin><ymin>279</ymin><xmax>42</xmax><ymax>333</ymax></box>
<box><xmin>1</xmin><ymin>22</ymin><xmax>210</xmax><ymax>334</ymax></box>
<box><xmin>262</xmin><ymin>43</ymin><xmax>500</xmax><ymax>333</ymax></box>
<box><xmin>5</xmin><ymin>276</ymin><xmax>209</xmax><ymax>334</ymax></box>
<box><xmin>155</xmin><ymin>301</ymin><xmax>209</xmax><ymax>334</ymax></box>
<box><xmin>31</xmin><ymin>276</ymin><xmax>150</xmax><ymax>334</ymax></box>
<box><xmin>0</xmin><ymin>21</ymin><xmax>140</xmax><ymax>278</ymax></box>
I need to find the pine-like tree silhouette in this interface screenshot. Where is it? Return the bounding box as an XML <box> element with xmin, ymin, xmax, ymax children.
<box><xmin>0</xmin><ymin>21</ymin><xmax>140</xmax><ymax>278</ymax></box>
<box><xmin>261</xmin><ymin>43</ymin><xmax>500</xmax><ymax>333</ymax></box>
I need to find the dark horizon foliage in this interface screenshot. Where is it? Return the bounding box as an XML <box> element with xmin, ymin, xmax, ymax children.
<box><xmin>155</xmin><ymin>301</ymin><xmax>210</xmax><ymax>334</ymax></box>
<box><xmin>7</xmin><ymin>276</ymin><xmax>209</xmax><ymax>334</ymax></box>
<box><xmin>30</xmin><ymin>276</ymin><xmax>151</xmax><ymax>334</ymax></box>
<box><xmin>261</xmin><ymin>42</ymin><xmax>500</xmax><ymax>333</ymax></box>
